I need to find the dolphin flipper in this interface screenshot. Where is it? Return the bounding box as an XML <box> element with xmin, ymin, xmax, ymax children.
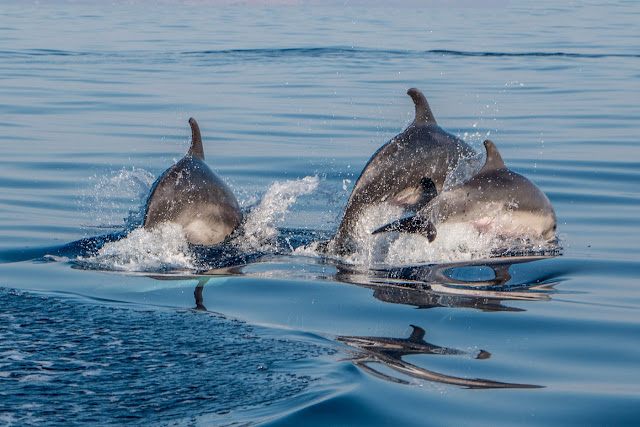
<box><xmin>372</xmin><ymin>215</ymin><xmax>437</xmax><ymax>242</ymax></box>
<box><xmin>420</xmin><ymin>177</ymin><xmax>438</xmax><ymax>202</ymax></box>
<box><xmin>391</xmin><ymin>176</ymin><xmax>438</xmax><ymax>207</ymax></box>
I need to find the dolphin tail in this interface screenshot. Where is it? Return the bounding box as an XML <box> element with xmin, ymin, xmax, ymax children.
<box><xmin>372</xmin><ymin>215</ymin><xmax>437</xmax><ymax>242</ymax></box>
<box><xmin>187</xmin><ymin>118</ymin><xmax>205</xmax><ymax>160</ymax></box>
<box><xmin>407</xmin><ymin>88</ymin><xmax>437</xmax><ymax>125</ymax></box>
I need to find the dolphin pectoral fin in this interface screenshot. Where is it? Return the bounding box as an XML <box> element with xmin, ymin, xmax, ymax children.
<box><xmin>420</xmin><ymin>176</ymin><xmax>438</xmax><ymax>202</ymax></box>
<box><xmin>372</xmin><ymin>216</ymin><xmax>437</xmax><ymax>242</ymax></box>
<box><xmin>391</xmin><ymin>177</ymin><xmax>437</xmax><ymax>208</ymax></box>
<box><xmin>187</xmin><ymin>118</ymin><xmax>205</xmax><ymax>160</ymax></box>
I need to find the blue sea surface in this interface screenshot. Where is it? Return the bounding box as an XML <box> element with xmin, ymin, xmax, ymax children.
<box><xmin>1</xmin><ymin>1</ymin><xmax>639</xmax><ymax>425</ymax></box>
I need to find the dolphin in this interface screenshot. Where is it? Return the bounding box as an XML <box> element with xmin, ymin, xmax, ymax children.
<box><xmin>337</xmin><ymin>325</ymin><xmax>540</xmax><ymax>388</ymax></box>
<box><xmin>337</xmin><ymin>325</ymin><xmax>483</xmax><ymax>359</ymax></box>
<box><xmin>326</xmin><ymin>88</ymin><xmax>476</xmax><ymax>255</ymax></box>
<box><xmin>143</xmin><ymin>118</ymin><xmax>242</xmax><ymax>245</ymax></box>
<box><xmin>373</xmin><ymin>140</ymin><xmax>557</xmax><ymax>243</ymax></box>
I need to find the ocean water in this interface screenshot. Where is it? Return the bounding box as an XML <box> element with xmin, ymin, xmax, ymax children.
<box><xmin>1</xmin><ymin>1</ymin><xmax>639</xmax><ymax>425</ymax></box>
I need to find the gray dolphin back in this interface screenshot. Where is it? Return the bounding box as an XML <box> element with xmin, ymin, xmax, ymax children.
<box><xmin>372</xmin><ymin>139</ymin><xmax>557</xmax><ymax>243</ymax></box>
<box><xmin>143</xmin><ymin>118</ymin><xmax>242</xmax><ymax>245</ymax></box>
<box><xmin>327</xmin><ymin>88</ymin><xmax>475</xmax><ymax>255</ymax></box>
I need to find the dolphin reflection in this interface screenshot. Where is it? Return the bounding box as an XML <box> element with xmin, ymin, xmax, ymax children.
<box><xmin>337</xmin><ymin>325</ymin><xmax>541</xmax><ymax>389</ymax></box>
<box><xmin>146</xmin><ymin>251</ymin><xmax>560</xmax><ymax>314</ymax></box>
<box><xmin>149</xmin><ymin>254</ymin><xmax>558</xmax><ymax>389</ymax></box>
<box><xmin>193</xmin><ymin>278</ymin><xmax>208</xmax><ymax>311</ymax></box>
<box><xmin>331</xmin><ymin>255</ymin><xmax>560</xmax><ymax>312</ymax></box>
<box><xmin>178</xmin><ymin>254</ymin><xmax>560</xmax><ymax>313</ymax></box>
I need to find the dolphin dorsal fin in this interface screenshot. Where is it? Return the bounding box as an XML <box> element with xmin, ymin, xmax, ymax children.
<box><xmin>479</xmin><ymin>140</ymin><xmax>505</xmax><ymax>173</ymax></box>
<box><xmin>187</xmin><ymin>117</ymin><xmax>205</xmax><ymax>160</ymax></box>
<box><xmin>408</xmin><ymin>325</ymin><xmax>426</xmax><ymax>343</ymax></box>
<box><xmin>407</xmin><ymin>88</ymin><xmax>437</xmax><ymax>125</ymax></box>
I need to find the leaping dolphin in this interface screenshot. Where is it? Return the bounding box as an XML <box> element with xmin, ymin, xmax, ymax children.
<box><xmin>373</xmin><ymin>140</ymin><xmax>557</xmax><ymax>243</ymax></box>
<box><xmin>143</xmin><ymin>118</ymin><xmax>242</xmax><ymax>245</ymax></box>
<box><xmin>326</xmin><ymin>88</ymin><xmax>476</xmax><ymax>255</ymax></box>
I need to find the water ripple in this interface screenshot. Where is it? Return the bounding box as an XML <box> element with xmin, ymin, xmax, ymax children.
<box><xmin>1</xmin><ymin>47</ymin><xmax>638</xmax><ymax>62</ymax></box>
<box><xmin>0</xmin><ymin>288</ymin><xmax>335</xmax><ymax>425</ymax></box>
<box><xmin>427</xmin><ymin>49</ymin><xmax>640</xmax><ymax>59</ymax></box>
<box><xmin>184</xmin><ymin>47</ymin><xmax>640</xmax><ymax>60</ymax></box>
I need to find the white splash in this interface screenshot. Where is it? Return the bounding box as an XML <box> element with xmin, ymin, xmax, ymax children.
<box><xmin>344</xmin><ymin>216</ymin><xmax>555</xmax><ymax>266</ymax></box>
<box><xmin>239</xmin><ymin>175</ymin><xmax>319</xmax><ymax>251</ymax></box>
<box><xmin>384</xmin><ymin>223</ymin><xmax>497</xmax><ymax>265</ymax></box>
<box><xmin>335</xmin><ymin>203</ymin><xmax>408</xmax><ymax>265</ymax></box>
<box><xmin>333</xmin><ymin>197</ymin><xmax>559</xmax><ymax>266</ymax></box>
<box><xmin>83</xmin><ymin>223</ymin><xmax>195</xmax><ymax>272</ymax></box>
<box><xmin>444</xmin><ymin>151</ymin><xmax>485</xmax><ymax>190</ymax></box>
<box><xmin>79</xmin><ymin>167</ymin><xmax>156</xmax><ymax>230</ymax></box>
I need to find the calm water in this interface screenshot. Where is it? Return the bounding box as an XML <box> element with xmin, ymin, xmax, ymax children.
<box><xmin>1</xmin><ymin>1</ymin><xmax>639</xmax><ymax>425</ymax></box>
